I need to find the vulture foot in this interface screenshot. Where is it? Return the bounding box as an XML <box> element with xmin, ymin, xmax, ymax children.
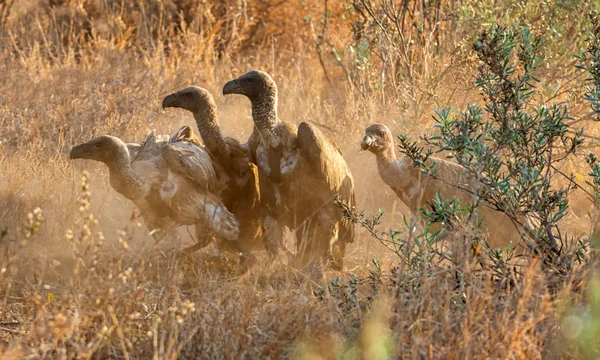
<box><xmin>327</xmin><ymin>238</ymin><xmax>347</xmax><ymax>271</ymax></box>
<box><xmin>239</xmin><ymin>252</ymin><xmax>258</xmax><ymax>271</ymax></box>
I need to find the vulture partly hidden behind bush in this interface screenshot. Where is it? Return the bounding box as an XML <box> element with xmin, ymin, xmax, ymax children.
<box><xmin>162</xmin><ymin>87</ymin><xmax>270</xmax><ymax>259</ymax></box>
<box><xmin>361</xmin><ymin>123</ymin><xmax>526</xmax><ymax>250</ymax></box>
<box><xmin>223</xmin><ymin>70</ymin><xmax>356</xmax><ymax>268</ymax></box>
<box><xmin>69</xmin><ymin>125</ymin><xmax>240</xmax><ymax>250</ymax></box>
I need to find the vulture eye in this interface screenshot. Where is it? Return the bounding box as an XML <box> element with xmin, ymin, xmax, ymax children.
<box><xmin>94</xmin><ymin>142</ymin><xmax>101</xmax><ymax>148</ymax></box>
<box><xmin>378</xmin><ymin>130</ymin><xmax>384</xmax><ymax>136</ymax></box>
<box><xmin>185</xmin><ymin>93</ymin><xmax>192</xmax><ymax>97</ymax></box>
<box><xmin>247</xmin><ymin>78</ymin><xmax>253</xmax><ymax>83</ymax></box>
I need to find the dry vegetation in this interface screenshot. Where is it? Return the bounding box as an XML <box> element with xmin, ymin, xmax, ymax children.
<box><xmin>0</xmin><ymin>0</ymin><xmax>600</xmax><ymax>358</ymax></box>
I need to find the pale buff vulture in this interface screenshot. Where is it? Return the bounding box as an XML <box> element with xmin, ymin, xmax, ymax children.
<box><xmin>361</xmin><ymin>123</ymin><xmax>525</xmax><ymax>250</ymax></box>
<box><xmin>69</xmin><ymin>125</ymin><xmax>239</xmax><ymax>251</ymax></box>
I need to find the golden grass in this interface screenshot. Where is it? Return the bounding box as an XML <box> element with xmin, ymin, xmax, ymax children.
<box><xmin>0</xmin><ymin>0</ymin><xmax>599</xmax><ymax>358</ymax></box>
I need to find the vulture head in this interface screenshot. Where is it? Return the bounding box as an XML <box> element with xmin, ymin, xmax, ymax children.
<box><xmin>162</xmin><ymin>86</ymin><xmax>214</xmax><ymax>113</ymax></box>
<box><xmin>361</xmin><ymin>123</ymin><xmax>394</xmax><ymax>154</ymax></box>
<box><xmin>222</xmin><ymin>70</ymin><xmax>277</xmax><ymax>101</ymax></box>
<box><xmin>70</xmin><ymin>135</ymin><xmax>129</xmax><ymax>164</ymax></box>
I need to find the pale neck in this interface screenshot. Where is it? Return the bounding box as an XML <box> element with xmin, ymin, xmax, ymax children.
<box><xmin>374</xmin><ymin>146</ymin><xmax>420</xmax><ymax>188</ymax></box>
<box><xmin>375</xmin><ymin>146</ymin><xmax>398</xmax><ymax>169</ymax></box>
<box><xmin>193</xmin><ymin>107</ymin><xmax>229</xmax><ymax>155</ymax></box>
<box><xmin>107</xmin><ymin>152</ymin><xmax>146</xmax><ymax>200</ymax></box>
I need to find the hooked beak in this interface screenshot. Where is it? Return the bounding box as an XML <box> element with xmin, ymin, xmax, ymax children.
<box><xmin>70</xmin><ymin>143</ymin><xmax>92</xmax><ymax>160</ymax></box>
<box><xmin>162</xmin><ymin>93</ymin><xmax>179</xmax><ymax>109</ymax></box>
<box><xmin>222</xmin><ymin>79</ymin><xmax>242</xmax><ymax>95</ymax></box>
<box><xmin>361</xmin><ymin>133</ymin><xmax>374</xmax><ymax>151</ymax></box>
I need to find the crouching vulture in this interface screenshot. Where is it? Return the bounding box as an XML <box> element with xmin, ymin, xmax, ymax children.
<box><xmin>69</xmin><ymin>125</ymin><xmax>239</xmax><ymax>252</ymax></box>
<box><xmin>361</xmin><ymin>123</ymin><xmax>524</xmax><ymax>250</ymax></box>
<box><xmin>223</xmin><ymin>70</ymin><xmax>356</xmax><ymax>269</ymax></box>
<box><xmin>162</xmin><ymin>86</ymin><xmax>270</xmax><ymax>260</ymax></box>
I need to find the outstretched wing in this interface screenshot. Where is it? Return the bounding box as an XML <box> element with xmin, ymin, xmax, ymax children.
<box><xmin>297</xmin><ymin>122</ymin><xmax>356</xmax><ymax>243</ymax></box>
<box><xmin>161</xmin><ymin>142</ymin><xmax>219</xmax><ymax>192</ymax></box>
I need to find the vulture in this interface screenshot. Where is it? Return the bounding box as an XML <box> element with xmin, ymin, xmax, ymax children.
<box><xmin>222</xmin><ymin>70</ymin><xmax>356</xmax><ymax>269</ymax></box>
<box><xmin>161</xmin><ymin>86</ymin><xmax>269</xmax><ymax>259</ymax></box>
<box><xmin>69</xmin><ymin>125</ymin><xmax>239</xmax><ymax>252</ymax></box>
<box><xmin>361</xmin><ymin>123</ymin><xmax>524</xmax><ymax>250</ymax></box>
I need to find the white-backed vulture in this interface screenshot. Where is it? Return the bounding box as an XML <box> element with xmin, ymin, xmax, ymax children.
<box><xmin>222</xmin><ymin>70</ymin><xmax>356</xmax><ymax>269</ymax></box>
<box><xmin>69</xmin><ymin>125</ymin><xmax>239</xmax><ymax>251</ymax></box>
<box><xmin>361</xmin><ymin>123</ymin><xmax>524</xmax><ymax>250</ymax></box>
<box><xmin>161</xmin><ymin>86</ymin><xmax>269</xmax><ymax>259</ymax></box>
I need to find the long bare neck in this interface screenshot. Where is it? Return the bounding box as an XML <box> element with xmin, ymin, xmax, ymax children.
<box><xmin>193</xmin><ymin>106</ymin><xmax>229</xmax><ymax>155</ymax></box>
<box><xmin>107</xmin><ymin>152</ymin><xmax>147</xmax><ymax>200</ymax></box>
<box><xmin>250</xmin><ymin>89</ymin><xmax>280</xmax><ymax>139</ymax></box>
<box><xmin>375</xmin><ymin>146</ymin><xmax>422</xmax><ymax>212</ymax></box>
<box><xmin>375</xmin><ymin>146</ymin><xmax>400</xmax><ymax>180</ymax></box>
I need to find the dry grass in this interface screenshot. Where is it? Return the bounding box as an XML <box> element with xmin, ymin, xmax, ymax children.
<box><xmin>0</xmin><ymin>0</ymin><xmax>599</xmax><ymax>358</ymax></box>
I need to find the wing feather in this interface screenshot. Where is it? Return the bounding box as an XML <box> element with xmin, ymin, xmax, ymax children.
<box><xmin>246</xmin><ymin>128</ymin><xmax>261</xmax><ymax>164</ymax></box>
<box><xmin>297</xmin><ymin>122</ymin><xmax>353</xmax><ymax>196</ymax></box>
<box><xmin>169</xmin><ymin>125</ymin><xmax>202</xmax><ymax>146</ymax></box>
<box><xmin>161</xmin><ymin>142</ymin><xmax>218</xmax><ymax>192</ymax></box>
<box><xmin>297</xmin><ymin>122</ymin><xmax>356</xmax><ymax>243</ymax></box>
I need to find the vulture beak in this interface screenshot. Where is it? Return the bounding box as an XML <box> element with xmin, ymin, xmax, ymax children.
<box><xmin>162</xmin><ymin>93</ymin><xmax>179</xmax><ymax>109</ymax></box>
<box><xmin>361</xmin><ymin>133</ymin><xmax>374</xmax><ymax>151</ymax></box>
<box><xmin>222</xmin><ymin>79</ymin><xmax>242</xmax><ymax>95</ymax></box>
<box><xmin>70</xmin><ymin>143</ymin><xmax>93</xmax><ymax>160</ymax></box>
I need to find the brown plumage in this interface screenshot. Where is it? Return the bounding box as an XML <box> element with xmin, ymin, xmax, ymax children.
<box><xmin>69</xmin><ymin>125</ymin><xmax>239</xmax><ymax>251</ymax></box>
<box><xmin>361</xmin><ymin>123</ymin><xmax>524</xmax><ymax>250</ymax></box>
<box><xmin>162</xmin><ymin>87</ymin><xmax>266</xmax><ymax>259</ymax></box>
<box><xmin>223</xmin><ymin>70</ymin><xmax>356</xmax><ymax>269</ymax></box>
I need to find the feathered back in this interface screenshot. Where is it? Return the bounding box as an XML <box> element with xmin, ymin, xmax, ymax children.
<box><xmin>132</xmin><ymin>127</ymin><xmax>218</xmax><ymax>192</ymax></box>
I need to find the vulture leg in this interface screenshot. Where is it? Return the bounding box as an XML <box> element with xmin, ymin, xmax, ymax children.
<box><xmin>329</xmin><ymin>240</ymin><xmax>345</xmax><ymax>270</ymax></box>
<box><xmin>263</xmin><ymin>215</ymin><xmax>283</xmax><ymax>258</ymax></box>
<box><xmin>295</xmin><ymin>216</ymin><xmax>331</xmax><ymax>268</ymax></box>
<box><xmin>179</xmin><ymin>223</ymin><xmax>215</xmax><ymax>256</ymax></box>
<box><xmin>263</xmin><ymin>214</ymin><xmax>297</xmax><ymax>264</ymax></box>
<box><xmin>142</xmin><ymin>215</ymin><xmax>184</xmax><ymax>254</ymax></box>
<box><xmin>328</xmin><ymin>224</ymin><xmax>345</xmax><ymax>271</ymax></box>
<box><xmin>194</xmin><ymin>222</ymin><xmax>215</xmax><ymax>249</ymax></box>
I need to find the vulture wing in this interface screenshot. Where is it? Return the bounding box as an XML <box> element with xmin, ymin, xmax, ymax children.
<box><xmin>161</xmin><ymin>142</ymin><xmax>217</xmax><ymax>192</ymax></box>
<box><xmin>127</xmin><ymin>143</ymin><xmax>142</xmax><ymax>159</ymax></box>
<box><xmin>297</xmin><ymin>122</ymin><xmax>356</xmax><ymax>243</ymax></box>
<box><xmin>169</xmin><ymin>125</ymin><xmax>202</xmax><ymax>146</ymax></box>
<box><xmin>130</xmin><ymin>133</ymin><xmax>165</xmax><ymax>188</ymax></box>
<box><xmin>297</xmin><ymin>122</ymin><xmax>353</xmax><ymax>195</ymax></box>
<box><xmin>245</xmin><ymin>128</ymin><xmax>261</xmax><ymax>164</ymax></box>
